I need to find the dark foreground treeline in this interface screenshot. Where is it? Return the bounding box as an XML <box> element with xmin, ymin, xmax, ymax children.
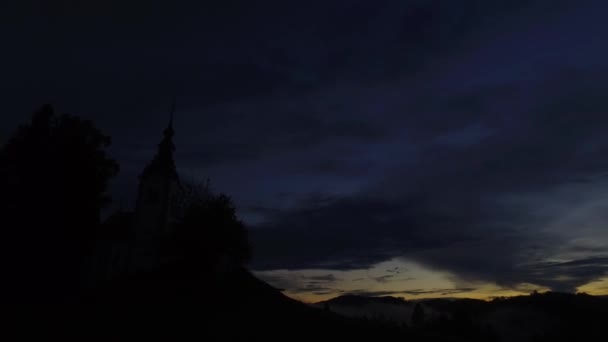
<box><xmin>319</xmin><ymin>291</ymin><xmax>608</xmax><ymax>342</ymax></box>
<box><xmin>34</xmin><ymin>269</ymin><xmax>608</xmax><ymax>342</ymax></box>
<box><xmin>423</xmin><ymin>292</ymin><xmax>608</xmax><ymax>341</ymax></box>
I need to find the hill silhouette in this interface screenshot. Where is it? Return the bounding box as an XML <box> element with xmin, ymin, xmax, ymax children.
<box><xmin>72</xmin><ymin>264</ymin><xmax>410</xmax><ymax>341</ymax></box>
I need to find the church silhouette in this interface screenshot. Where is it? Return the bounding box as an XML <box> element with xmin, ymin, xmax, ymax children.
<box><xmin>91</xmin><ymin>114</ymin><xmax>191</xmax><ymax>282</ymax></box>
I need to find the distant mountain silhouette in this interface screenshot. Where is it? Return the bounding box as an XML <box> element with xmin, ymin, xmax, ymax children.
<box><xmin>313</xmin><ymin>292</ymin><xmax>608</xmax><ymax>342</ymax></box>
<box><xmin>314</xmin><ymin>294</ymin><xmax>416</xmax><ymax>326</ymax></box>
<box><xmin>319</xmin><ymin>294</ymin><xmax>410</xmax><ymax>307</ymax></box>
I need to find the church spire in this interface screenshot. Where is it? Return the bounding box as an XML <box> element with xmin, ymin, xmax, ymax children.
<box><xmin>167</xmin><ymin>97</ymin><xmax>176</xmax><ymax>132</ymax></box>
<box><xmin>162</xmin><ymin>98</ymin><xmax>176</xmax><ymax>147</ymax></box>
<box><xmin>140</xmin><ymin>100</ymin><xmax>178</xmax><ymax>180</ymax></box>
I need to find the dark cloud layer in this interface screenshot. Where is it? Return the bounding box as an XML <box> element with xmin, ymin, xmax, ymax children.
<box><xmin>3</xmin><ymin>1</ymin><xmax>608</xmax><ymax>294</ymax></box>
<box><xmin>251</xmin><ymin>69</ymin><xmax>608</xmax><ymax>292</ymax></box>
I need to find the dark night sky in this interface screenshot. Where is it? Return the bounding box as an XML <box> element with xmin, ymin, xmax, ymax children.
<box><xmin>3</xmin><ymin>0</ymin><xmax>608</xmax><ymax>301</ymax></box>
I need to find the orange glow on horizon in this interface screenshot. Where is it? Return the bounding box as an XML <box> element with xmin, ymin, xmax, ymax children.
<box><xmin>255</xmin><ymin>259</ymin><xmax>608</xmax><ymax>304</ymax></box>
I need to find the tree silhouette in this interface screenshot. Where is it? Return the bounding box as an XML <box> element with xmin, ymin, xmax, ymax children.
<box><xmin>411</xmin><ymin>303</ymin><xmax>426</xmax><ymax>327</ymax></box>
<box><xmin>1</xmin><ymin>105</ymin><xmax>119</xmax><ymax>306</ymax></box>
<box><xmin>172</xmin><ymin>186</ymin><xmax>252</xmax><ymax>275</ymax></box>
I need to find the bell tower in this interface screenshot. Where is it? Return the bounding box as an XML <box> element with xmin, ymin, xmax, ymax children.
<box><xmin>130</xmin><ymin>103</ymin><xmax>182</xmax><ymax>271</ymax></box>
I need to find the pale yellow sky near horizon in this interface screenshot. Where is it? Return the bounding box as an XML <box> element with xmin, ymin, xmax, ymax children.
<box><xmin>255</xmin><ymin>258</ymin><xmax>608</xmax><ymax>304</ymax></box>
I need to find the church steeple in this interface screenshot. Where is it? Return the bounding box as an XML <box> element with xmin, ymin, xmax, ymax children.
<box><xmin>167</xmin><ymin>98</ymin><xmax>175</xmax><ymax>132</ymax></box>
<box><xmin>141</xmin><ymin>102</ymin><xmax>178</xmax><ymax>180</ymax></box>
<box><xmin>131</xmin><ymin>101</ymin><xmax>182</xmax><ymax>271</ymax></box>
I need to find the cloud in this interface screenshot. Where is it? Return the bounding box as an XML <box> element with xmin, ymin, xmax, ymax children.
<box><xmin>290</xmin><ymin>284</ymin><xmax>337</xmax><ymax>295</ymax></box>
<box><xmin>175</xmin><ymin>112</ymin><xmax>391</xmax><ymax>168</ymax></box>
<box><xmin>523</xmin><ymin>257</ymin><xmax>608</xmax><ymax>292</ymax></box>
<box><xmin>4</xmin><ymin>0</ymin><xmax>608</xmax><ymax>297</ymax></box>
<box><xmin>251</xmin><ymin>68</ymin><xmax>608</xmax><ymax>292</ymax></box>
<box><xmin>304</xmin><ymin>274</ymin><xmax>341</xmax><ymax>282</ymax></box>
<box><xmin>372</xmin><ymin>275</ymin><xmax>395</xmax><ymax>283</ymax></box>
<box><xmin>339</xmin><ymin>287</ymin><xmax>477</xmax><ymax>297</ymax></box>
<box><xmin>399</xmin><ymin>288</ymin><xmax>477</xmax><ymax>296</ymax></box>
<box><xmin>346</xmin><ymin>290</ymin><xmax>405</xmax><ymax>298</ymax></box>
